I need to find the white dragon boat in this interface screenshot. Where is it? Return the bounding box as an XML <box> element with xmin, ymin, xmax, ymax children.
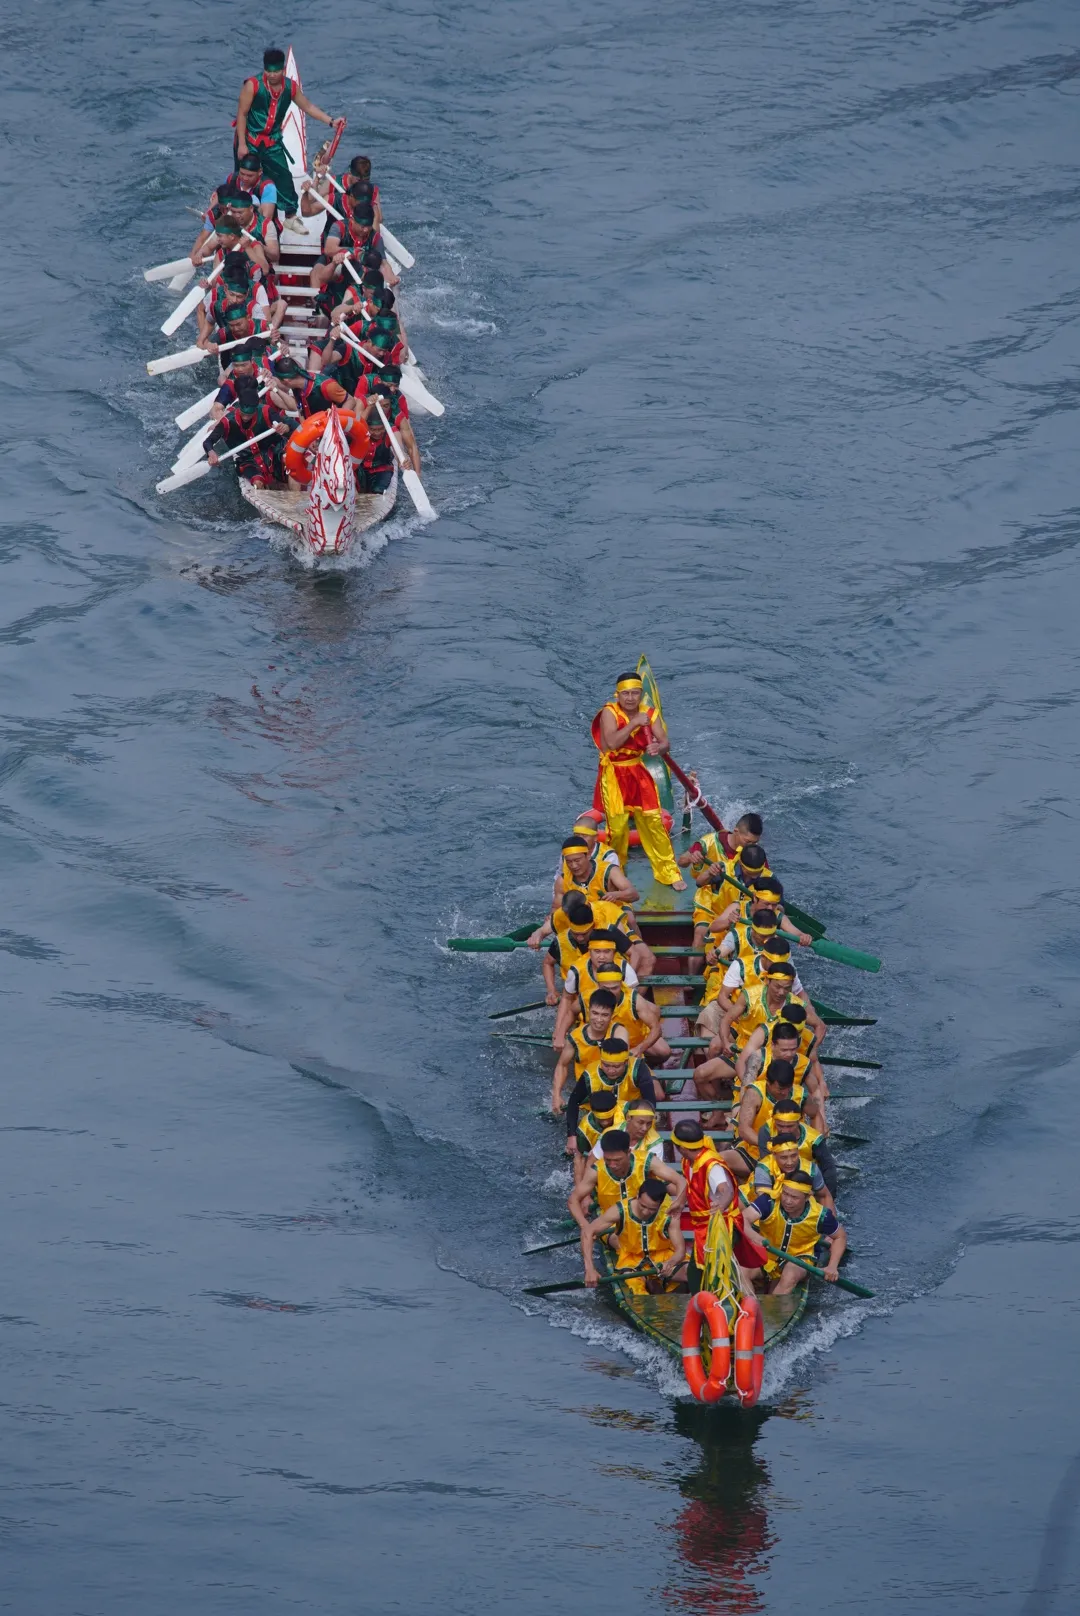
<box><xmin>237</xmin><ymin>48</ymin><xmax>398</xmax><ymax>555</ymax></box>
<box><xmin>148</xmin><ymin>47</ymin><xmax>438</xmax><ymax>559</ymax></box>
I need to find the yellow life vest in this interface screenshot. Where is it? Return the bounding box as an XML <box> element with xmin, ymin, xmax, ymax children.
<box><xmin>604</xmin><ymin>985</ymin><xmax>651</xmax><ymax>1047</ymax></box>
<box><xmin>739</xmin><ymin>1077</ymin><xmax>807</xmax><ymax>1161</ymax></box>
<box><xmin>594</xmin><ymin>1145</ymin><xmax>648</xmax><ymax>1212</ymax></box>
<box><xmin>576</xmin><ymin>1101</ymin><xmax>627</xmax><ymax>1155</ymax></box>
<box><xmin>574</xmin><ymin>956</ymin><xmax>634</xmax><ymax>1020</ymax></box>
<box><xmin>754</xmin><ymin>1148</ymin><xmax>820</xmax><ymax>1198</ymax></box>
<box><xmin>760</xmin><ymin>1118</ymin><xmax>822</xmax><ymax>1164</ymax></box>
<box><xmin>688</xmin><ymin>830</ymin><xmax>725</xmax><ymax>879</ymax></box>
<box><xmin>613</xmin><ymin>1200</ymin><xmax>677</xmax><ymax>1294</ymax></box>
<box><xmin>756</xmin><ymin>1194</ymin><xmax>833</xmax><ymax>1273</ymax></box>
<box><xmin>730</xmin><ymin>983</ymin><xmax>799</xmax><ymax>1050</ymax></box>
<box><xmin>614</xmin><ymin>1055</ymin><xmax>654</xmax><ymax>1108</ymax></box>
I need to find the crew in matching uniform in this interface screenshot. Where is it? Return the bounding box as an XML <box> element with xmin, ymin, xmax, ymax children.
<box><xmin>742</xmin><ymin>1171</ymin><xmax>847</xmax><ymax>1295</ymax></box>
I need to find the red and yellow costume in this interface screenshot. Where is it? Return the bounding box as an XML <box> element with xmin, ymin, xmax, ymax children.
<box><xmin>591</xmin><ymin>677</ymin><xmax>679</xmax><ymax>884</ymax></box>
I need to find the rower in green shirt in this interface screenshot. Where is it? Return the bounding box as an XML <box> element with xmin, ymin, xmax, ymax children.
<box><xmin>235</xmin><ymin>47</ymin><xmax>345</xmax><ymax>234</ymax></box>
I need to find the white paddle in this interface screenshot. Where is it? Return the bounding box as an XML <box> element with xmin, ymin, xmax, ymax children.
<box><xmin>144</xmin><ymin>255</ymin><xmax>196</xmax><ymax>283</ymax></box>
<box><xmin>337</xmin><ymin>326</ymin><xmax>385</xmax><ymax>368</ymax></box>
<box><xmin>377</xmin><ymin>225</ymin><xmax>415</xmax><ymax>271</ymax></box>
<box><xmin>147</xmin><ymin>335</ymin><xmax>249</xmax><ymax>377</ymax></box>
<box><xmin>167</xmin><ymin>266</ymin><xmax>195</xmax><ymax>292</ymax></box>
<box><xmin>156</xmin><ymin>425</ymin><xmax>280</xmax><ymax>495</ymax></box>
<box><xmin>300</xmin><ymin>175</ymin><xmax>345</xmax><ymax>222</ymax></box>
<box><xmin>161</xmin><ymin>257</ymin><xmax>224</xmax><ymax>337</ymax></box>
<box><xmin>400</xmin><ymin>364</ymin><xmax>445</xmax><ymax>418</ymax></box>
<box><xmin>374</xmin><ymin>400</ymin><xmax>435</xmax><ymax>522</ymax></box>
<box><xmin>175</xmin><ymin>386</ymin><xmax>221</xmax><ymax>429</ymax></box>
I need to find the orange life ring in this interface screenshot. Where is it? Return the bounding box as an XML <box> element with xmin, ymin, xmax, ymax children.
<box><xmin>628</xmin><ymin>808</ymin><xmax>674</xmax><ymax>848</ymax></box>
<box><xmin>681</xmin><ymin>1291</ymin><xmax>730</xmax><ymax>1403</ymax></box>
<box><xmin>284</xmin><ymin>409</ymin><xmax>370</xmax><ymax>486</ymax></box>
<box><xmin>732</xmin><ymin>1291</ymin><xmax>765</xmax><ymax>1407</ymax></box>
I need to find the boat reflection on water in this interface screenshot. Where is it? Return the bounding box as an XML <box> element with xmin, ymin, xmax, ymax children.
<box><xmin>663</xmin><ymin>1401</ymin><xmax>777</xmax><ymax>1615</ymax></box>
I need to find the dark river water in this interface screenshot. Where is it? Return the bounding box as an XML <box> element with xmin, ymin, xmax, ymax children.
<box><xmin>2</xmin><ymin>0</ymin><xmax>1079</xmax><ymax>1610</ymax></box>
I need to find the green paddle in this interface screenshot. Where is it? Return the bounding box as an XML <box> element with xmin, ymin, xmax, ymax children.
<box><xmin>488</xmin><ymin>999</ymin><xmax>551</xmax><ymax>1020</ymax></box>
<box><xmin>523</xmin><ymin>1263</ymin><xmax>655</xmax><ymax>1298</ymax></box>
<box><xmin>523</xmin><ymin>1233</ymin><xmax>581</xmax><ymax>1255</ymax></box>
<box><xmin>448</xmin><ymin>935</ymin><xmax>530</xmax><ymax>952</ymax></box>
<box><xmin>754</xmin><ymin>1236</ymin><xmax>874</xmax><ymax>1298</ymax></box>
<box><xmin>820</xmin><ymin>1055</ymin><xmax>882</xmax><ymax>1071</ymax></box>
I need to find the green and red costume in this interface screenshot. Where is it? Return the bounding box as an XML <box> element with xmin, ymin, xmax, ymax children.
<box><xmin>236</xmin><ymin>73</ymin><xmax>299</xmax><ymax>217</ymax></box>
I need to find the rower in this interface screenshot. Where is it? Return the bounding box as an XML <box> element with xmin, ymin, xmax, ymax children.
<box><xmin>691</xmin><ymin>842</ymin><xmax>768</xmax><ymax>949</ymax></box>
<box><xmin>568</xmin><ymin>1088</ymin><xmax>623</xmax><ymax>1184</ymax></box>
<box><xmin>718</xmin><ymin>962</ymin><xmax>826</xmax><ymax>1081</ymax></box>
<box><xmin>586</xmin><ymin>967</ymin><xmax>671</xmax><ymax>1066</ymax></box>
<box><xmin>268</xmin><ymin>357</ymin><xmax>356</xmax><ymax>419</ymax></box>
<box><xmin>235</xmin><ymin>47</ymin><xmax>344</xmax><ymax>235</ymax></box>
<box><xmin>743</xmin><ymin>1171</ymin><xmax>846</xmax><ymax>1294</ymax></box>
<box><xmin>760</xmin><ymin>1099</ymin><xmax>839</xmax><ymax>1200</ymax></box>
<box><xmin>725</xmin><ymin>1057</ymin><xmax>815</xmax><ymax>1183</ymax></box>
<box><xmin>356</xmin><ymin>367</ymin><xmax>421</xmax><ymax>470</ymax></box>
<box><xmin>551</xmin><ymin>990</ymin><xmax>623</xmax><ymax>1113</ymax></box>
<box><xmin>218</xmin><ymin>191</ymin><xmax>278</xmax><ymax>278</ymax></box>
<box><xmin>191</xmin><ymin>151</ymin><xmax>280</xmax><ymax>263</ymax></box>
<box><xmin>569</xmin><ymin>1128</ymin><xmax>684</xmax><ymax>1233</ymax></box>
<box><xmin>196</xmin><ymin>250</ymin><xmax>274</xmax><ymax>351</ymax></box>
<box><xmin>695</xmin><ymin>909</ymin><xmax>797</xmax><ymax>1042</ymax></box>
<box><xmin>205</xmin><ymin>381</ymin><xmax>289</xmax><ymax>487</ymax></box>
<box><xmin>530</xmin><ymin>889</ymin><xmax>642</xmax><ymax>983</ymax></box>
<box><xmin>210</xmin><ymin>343</ymin><xmax>261</xmax><ymax>421</ymax></box>
<box><xmin>553</xmin><ymin>948</ymin><xmax>635</xmax><ymax>1050</ymax></box>
<box><xmin>678</xmin><ymin>811</ymin><xmax>767</xmax><ymax>876</ymax></box>
<box><xmin>561</xmin><ymin>1036</ymin><xmax>659</xmax><ymax>1135</ymax></box>
<box><xmin>582</xmin><ymin>1178</ymin><xmax>688</xmax><ymax>1295</ymax></box>
<box><xmin>591</xmin><ymin>673</ymin><xmax>685</xmax><ymax>889</ymax></box>
<box><xmin>730</xmin><ymin>997</ymin><xmax>828</xmax><ymax>1101</ymax></box>
<box><xmin>553</xmin><ymin>834</ymin><xmax>641</xmax><ymax>910</ymax></box>
<box><xmin>355</xmin><ymin>410</ymin><xmax>395</xmax><ymax>494</ymax></box>
<box><xmin>753</xmin><ymin>1134</ymin><xmax>835</xmax><ymax>1212</ymax></box>
<box><xmin>737</xmin><ymin>874</ymin><xmax>815</xmax><ymax>950</ymax></box>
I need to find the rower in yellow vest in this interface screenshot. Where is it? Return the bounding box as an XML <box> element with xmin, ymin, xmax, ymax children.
<box><xmin>696</xmin><ymin>913</ymin><xmax>802</xmax><ymax>1040</ymax></box>
<box><xmin>569</xmin><ymin>1089</ymin><xmax>625</xmax><ymax>1186</ymax></box>
<box><xmin>590</xmin><ymin>672</ymin><xmax>684</xmax><ymax>887</ymax></box>
<box><xmin>721</xmin><ymin>963</ymin><xmax>824</xmax><ymax>1082</ymax></box>
<box><xmin>743</xmin><ymin>1171</ymin><xmax>846</xmax><ymax>1295</ymax></box>
<box><xmin>553</xmin><ymin>835</ymin><xmax>640</xmax><ymax>910</ymax></box>
<box><xmin>551</xmin><ymin>997</ymin><xmax>624</xmax><ymax>1113</ymax></box>
<box><xmin>568</xmin><ymin>1128</ymin><xmax>684</xmax><ymax>1232</ymax></box>
<box><xmin>582</xmin><ymin>1177</ymin><xmax>688</xmax><ymax>1295</ymax></box>
<box><xmin>586</xmin><ymin>967</ymin><xmax>670</xmax><ymax>1064</ymax></box>
<box><xmin>560</xmin><ymin>1038</ymin><xmax>660</xmax><ymax>1138</ymax></box>
<box><xmin>752</xmin><ymin>1135</ymin><xmax>834</xmax><ymax>1211</ymax></box>
<box><xmin>760</xmin><ymin>1100</ymin><xmax>839</xmax><ymax>1200</ymax></box>
<box><xmin>735</xmin><ymin>1011</ymin><xmax>828</xmax><ymax>1108</ymax></box>
<box><xmin>691</xmin><ymin>843</ymin><xmax>769</xmax><ymax>948</ymax></box>
<box><xmin>724</xmin><ymin>1058</ymin><xmax>806</xmax><ymax>1180</ymax></box>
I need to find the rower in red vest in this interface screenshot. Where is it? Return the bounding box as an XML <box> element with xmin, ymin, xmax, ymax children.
<box><xmin>591</xmin><ymin>672</ymin><xmax>685</xmax><ymax>888</ymax></box>
<box><xmin>205</xmin><ymin>381</ymin><xmax>289</xmax><ymax>488</ymax></box>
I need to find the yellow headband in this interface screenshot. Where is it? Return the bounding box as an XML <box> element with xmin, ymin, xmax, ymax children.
<box><xmin>571</xmin><ymin>821</ymin><xmax>597</xmax><ymax>836</ymax></box>
<box><xmin>615</xmin><ymin>677</ymin><xmax>643</xmax><ymax>692</ymax></box>
<box><xmin>588</xmin><ymin>936</ymin><xmax>616</xmax><ymax>952</ymax></box>
<box><xmin>562</xmin><ymin>840</ymin><xmax>590</xmax><ymax>856</ymax></box>
<box><xmin>625</xmin><ymin>1104</ymin><xmax>654</xmax><ymax>1117</ymax></box>
<box><xmin>595</xmin><ymin>966</ymin><xmax>624</xmax><ymax>981</ymax></box>
<box><xmin>782</xmin><ymin>1178</ymin><xmax>811</xmax><ymax>1195</ymax></box>
<box><xmin>600</xmin><ymin>1051</ymin><xmax>630</xmax><ymax>1068</ymax></box>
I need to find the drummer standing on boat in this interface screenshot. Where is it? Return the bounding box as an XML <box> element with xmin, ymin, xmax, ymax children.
<box><xmin>235</xmin><ymin>48</ymin><xmax>345</xmax><ymax>235</ymax></box>
<box><xmin>591</xmin><ymin>673</ymin><xmax>686</xmax><ymax>889</ymax></box>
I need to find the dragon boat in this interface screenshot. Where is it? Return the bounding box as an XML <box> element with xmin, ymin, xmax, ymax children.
<box><xmin>451</xmin><ymin>656</ymin><xmax>878</xmax><ymax>1402</ymax></box>
<box><xmin>235</xmin><ymin>49</ymin><xmax>398</xmax><ymax>554</ymax></box>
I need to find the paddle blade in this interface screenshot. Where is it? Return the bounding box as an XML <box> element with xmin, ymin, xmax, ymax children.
<box><xmin>147</xmin><ymin>345</ymin><xmax>206</xmax><ymax>376</ymax></box>
<box><xmin>488</xmin><ymin>1000</ymin><xmax>549</xmax><ymax>1021</ymax></box>
<box><xmin>380</xmin><ymin>225</ymin><xmax>415</xmax><ymax>268</ymax></box>
<box><xmin>522</xmin><ymin>1279</ymin><xmax>586</xmax><ymax>1296</ymax></box>
<box><xmin>819</xmin><ymin>1055</ymin><xmax>882</xmax><ymax>1071</ymax></box>
<box><xmin>172</xmin><ymin>424</ymin><xmax>211</xmax><ymax>473</ymax></box>
<box><xmin>810</xmin><ymin>937</ymin><xmax>881</xmax><ymax>973</ymax></box>
<box><xmin>785</xmin><ymin>902</ymin><xmax>826</xmax><ymax>940</ymax></box>
<box><xmin>144</xmin><ymin>256</ymin><xmax>194</xmax><ymax>283</ymax></box>
<box><xmin>167</xmin><ymin>266</ymin><xmax>195</xmax><ymax>292</ymax></box>
<box><xmin>161</xmin><ymin>280</ymin><xmax>206</xmax><ymax>337</ymax></box>
<box><xmin>447</xmin><ymin>937</ymin><xmax>520</xmax><ymax>952</ymax></box>
<box><xmin>811</xmin><ymin>999</ymin><xmax>877</xmax><ymax>1027</ymax></box>
<box><xmin>156</xmin><ymin>460</ymin><xmax>213</xmax><ymax>495</ymax></box>
<box><xmin>403</xmin><ymin>469</ymin><xmax>437</xmax><ymax>521</ymax></box>
<box><xmin>175</xmin><ymin>387</ymin><xmax>220</xmax><ymax>429</ymax></box>
<box><xmin>400</xmin><ymin>368</ymin><xmax>445</xmax><ymax>418</ymax></box>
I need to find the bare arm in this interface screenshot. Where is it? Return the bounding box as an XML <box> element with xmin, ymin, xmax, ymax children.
<box><xmin>540</xmin><ymin>950</ymin><xmax>559</xmax><ymax>1008</ymax></box>
<box><xmin>292</xmin><ymin>90</ymin><xmax>342</xmax><ymax>128</ymax></box>
<box><xmin>822</xmin><ymin>1223</ymin><xmax>847</xmax><ymax>1282</ymax></box>
<box><xmin>629</xmin><ymin>995</ymin><xmax>662</xmax><ymax>1059</ymax></box>
<box><xmin>551</xmin><ymin>1043</ymin><xmax>576</xmax><ymax>1116</ymax></box>
<box><xmin>568</xmin><ymin>1169</ymin><xmax>598</xmax><ymax>1232</ymax></box>
<box><xmin>649</xmin><ymin>1157</ymin><xmax>686</xmax><ymax>1214</ymax></box>
<box><xmin>737</xmin><ymin>1091</ymin><xmax>762</xmax><ymax>1149</ymax></box>
<box><xmin>604</xmin><ymin>864</ymin><xmax>640</xmax><ymax>905</ymax></box>
<box><xmin>398</xmin><ymin>418</ymin><xmax>421</xmax><ymax>474</ymax></box>
<box><xmin>599</xmin><ymin>706</ymin><xmax>650</xmax><ymax>751</ymax></box>
<box><xmin>235</xmin><ymin>80</ymin><xmax>256</xmax><ymax>157</ymax></box>
<box><xmin>552</xmin><ymin>985</ymin><xmax>578</xmax><ymax>1051</ymax></box>
<box><xmin>734</xmin><ymin>1022</ymin><xmax>763</xmax><ymax>1085</ymax></box>
<box><xmin>582</xmin><ymin>1207</ymin><xmax>621</xmax><ymax>1287</ymax></box>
